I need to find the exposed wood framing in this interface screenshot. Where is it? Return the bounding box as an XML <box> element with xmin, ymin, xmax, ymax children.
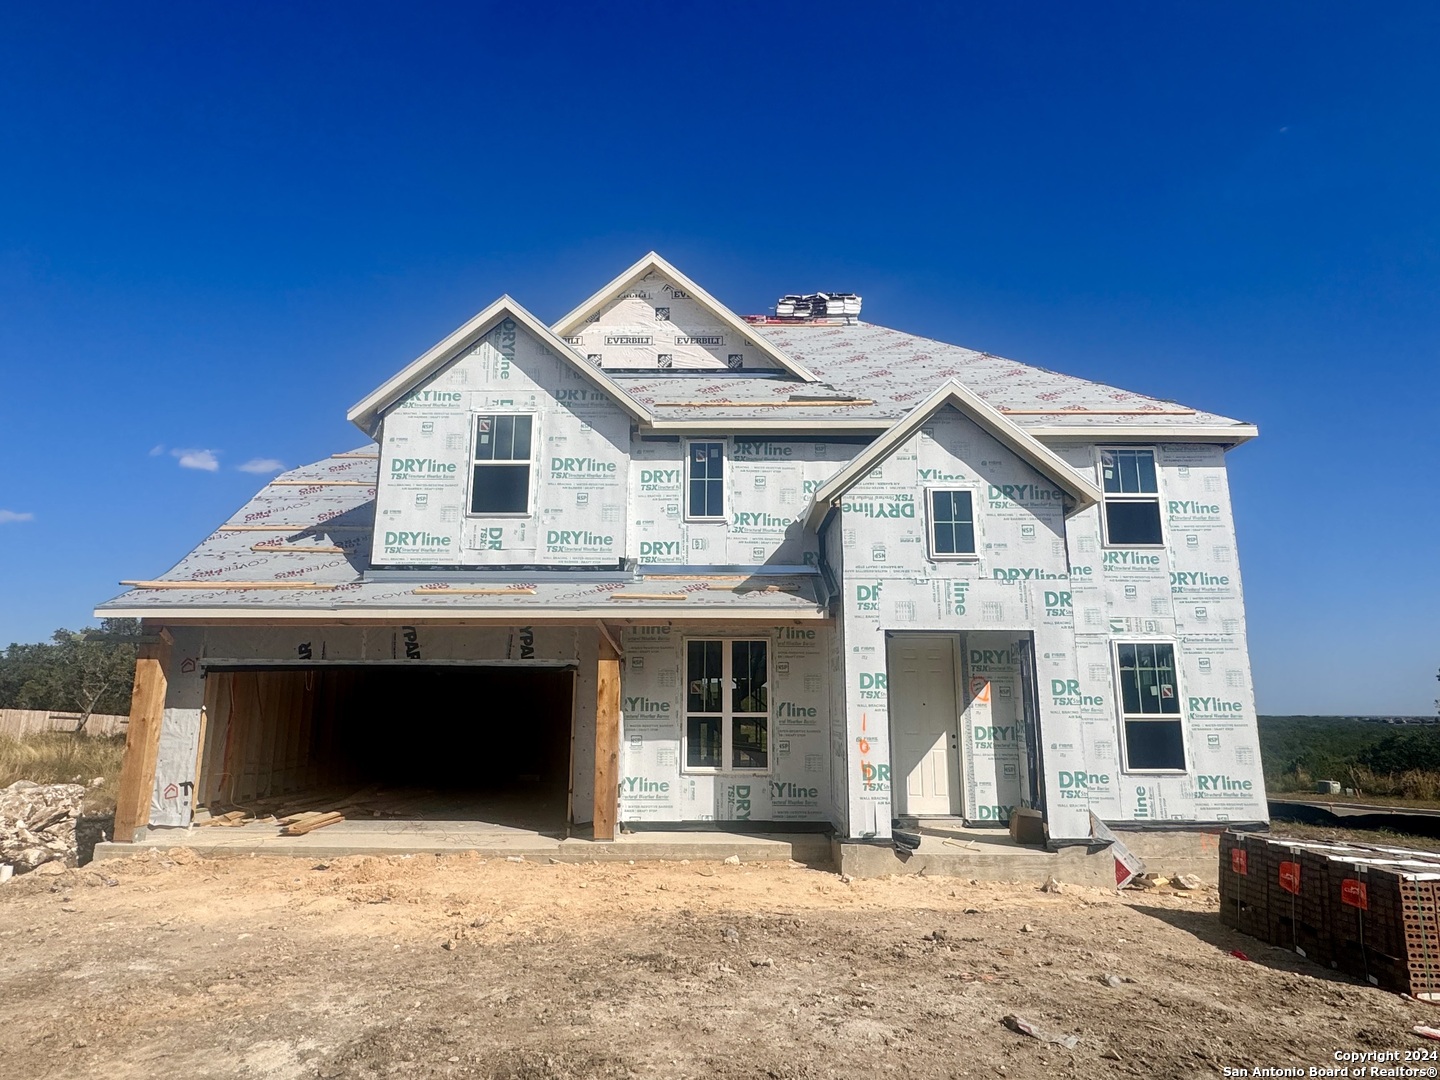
<box><xmin>593</xmin><ymin>632</ymin><xmax>621</xmax><ymax>842</ymax></box>
<box><xmin>595</xmin><ymin>621</ymin><xmax>623</xmax><ymax>659</ymax></box>
<box><xmin>113</xmin><ymin>644</ymin><xmax>169</xmax><ymax>842</ymax></box>
<box><xmin>651</xmin><ymin>399</ymin><xmax>873</xmax><ymax>408</ymax></box>
<box><xmin>999</xmin><ymin>407</ymin><xmax>1197</xmax><ymax>415</ymax></box>
<box><xmin>412</xmin><ymin>586</ymin><xmax>538</xmax><ymax>596</ymax></box>
<box><xmin>203</xmin><ymin>669</ymin><xmax>330</xmax><ymax>808</ymax></box>
<box><xmin>249</xmin><ymin>544</ymin><xmax>347</xmax><ymax>554</ymax></box>
<box><xmin>121</xmin><ymin>581</ymin><xmax>338</xmax><ymax>590</ymax></box>
<box><xmin>219</xmin><ymin>525</ymin><xmax>371</xmax><ymax>532</ymax></box>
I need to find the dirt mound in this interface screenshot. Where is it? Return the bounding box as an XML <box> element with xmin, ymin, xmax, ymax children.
<box><xmin>0</xmin><ymin>779</ymin><xmax>86</xmax><ymax>872</ymax></box>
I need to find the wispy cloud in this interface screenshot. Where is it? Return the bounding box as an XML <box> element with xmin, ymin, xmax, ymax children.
<box><xmin>172</xmin><ymin>448</ymin><xmax>220</xmax><ymax>472</ymax></box>
<box><xmin>237</xmin><ymin>457</ymin><xmax>285</xmax><ymax>474</ymax></box>
<box><xmin>148</xmin><ymin>444</ymin><xmax>165</xmax><ymax>457</ymax></box>
<box><xmin>0</xmin><ymin>510</ymin><xmax>35</xmax><ymax>524</ymax></box>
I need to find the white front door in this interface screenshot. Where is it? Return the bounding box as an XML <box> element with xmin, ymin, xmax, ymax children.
<box><xmin>888</xmin><ymin>635</ymin><xmax>960</xmax><ymax>816</ymax></box>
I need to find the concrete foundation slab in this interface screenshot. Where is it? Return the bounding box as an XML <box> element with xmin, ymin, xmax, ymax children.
<box><xmin>92</xmin><ymin>819</ymin><xmax>834</xmax><ymax>868</ymax></box>
<box><xmin>835</xmin><ymin>824</ymin><xmax>1225</xmax><ymax>885</ymax></box>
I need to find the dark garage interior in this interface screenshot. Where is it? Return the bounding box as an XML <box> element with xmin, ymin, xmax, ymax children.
<box><xmin>197</xmin><ymin>664</ymin><xmax>576</xmax><ymax>833</ymax></box>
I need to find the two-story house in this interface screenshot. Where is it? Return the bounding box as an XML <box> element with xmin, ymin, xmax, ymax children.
<box><xmin>98</xmin><ymin>253</ymin><xmax>1268</xmax><ymax>850</ymax></box>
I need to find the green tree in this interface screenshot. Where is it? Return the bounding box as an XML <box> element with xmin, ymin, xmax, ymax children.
<box><xmin>0</xmin><ymin>618</ymin><xmax>140</xmax><ymax>728</ymax></box>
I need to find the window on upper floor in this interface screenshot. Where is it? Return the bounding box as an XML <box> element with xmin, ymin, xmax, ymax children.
<box><xmin>1100</xmin><ymin>447</ymin><xmax>1163</xmax><ymax>546</ymax></box>
<box><xmin>470</xmin><ymin>414</ymin><xmax>533</xmax><ymax>515</ymax></box>
<box><xmin>684</xmin><ymin>638</ymin><xmax>768</xmax><ymax>772</ymax></box>
<box><xmin>686</xmin><ymin>441</ymin><xmax>725</xmax><ymax>520</ymax></box>
<box><xmin>927</xmin><ymin>489</ymin><xmax>977</xmax><ymax>558</ymax></box>
<box><xmin>1114</xmin><ymin>641</ymin><xmax>1185</xmax><ymax>771</ymax></box>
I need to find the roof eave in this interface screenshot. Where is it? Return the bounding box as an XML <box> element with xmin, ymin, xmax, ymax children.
<box><xmin>1026</xmin><ymin>422</ymin><xmax>1259</xmax><ymax>445</ymax></box>
<box><xmin>93</xmin><ymin>603</ymin><xmax>830</xmax><ymax>622</ymax></box>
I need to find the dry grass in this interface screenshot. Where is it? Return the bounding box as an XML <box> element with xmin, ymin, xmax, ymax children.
<box><xmin>1271</xmin><ymin>764</ymin><xmax>1440</xmax><ymax>802</ymax></box>
<box><xmin>0</xmin><ymin>732</ymin><xmax>126</xmax><ymax>811</ymax></box>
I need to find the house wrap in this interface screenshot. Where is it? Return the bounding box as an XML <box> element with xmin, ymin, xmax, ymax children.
<box><xmin>98</xmin><ymin>253</ymin><xmax>1267</xmax><ymax>845</ymax></box>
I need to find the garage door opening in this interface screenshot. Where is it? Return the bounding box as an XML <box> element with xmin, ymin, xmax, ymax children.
<box><xmin>197</xmin><ymin>665</ymin><xmax>576</xmax><ymax>835</ymax></box>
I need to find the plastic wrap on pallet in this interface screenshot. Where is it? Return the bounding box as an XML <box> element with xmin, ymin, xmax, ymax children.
<box><xmin>1223</xmin><ymin>833</ymin><xmax>1440</xmax><ymax>998</ymax></box>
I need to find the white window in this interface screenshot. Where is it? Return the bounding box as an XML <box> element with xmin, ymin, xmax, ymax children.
<box><xmin>684</xmin><ymin>639</ymin><xmax>768</xmax><ymax>771</ymax></box>
<box><xmin>927</xmin><ymin>489</ymin><xmax>977</xmax><ymax>558</ymax></box>
<box><xmin>469</xmin><ymin>414</ymin><xmax>533</xmax><ymax>515</ymax></box>
<box><xmin>1100</xmin><ymin>447</ymin><xmax>1163</xmax><ymax>546</ymax></box>
<box><xmin>686</xmin><ymin>441</ymin><xmax>725</xmax><ymax>520</ymax></box>
<box><xmin>1114</xmin><ymin>641</ymin><xmax>1185</xmax><ymax>771</ymax></box>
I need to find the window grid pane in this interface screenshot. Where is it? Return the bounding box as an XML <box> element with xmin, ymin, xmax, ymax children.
<box><xmin>688</xmin><ymin>443</ymin><xmax>724</xmax><ymax>517</ymax></box>
<box><xmin>1116</xmin><ymin>642</ymin><xmax>1179</xmax><ymax>717</ymax></box>
<box><xmin>687</xmin><ymin>717</ymin><xmax>722</xmax><ymax>769</ymax></box>
<box><xmin>1102</xmin><ymin>448</ymin><xmax>1159</xmax><ymax>495</ymax></box>
<box><xmin>732</xmin><ymin>717</ymin><xmax>768</xmax><ymax>770</ymax></box>
<box><xmin>1105</xmin><ymin>500</ymin><xmax>1163</xmax><ymax>546</ymax></box>
<box><xmin>929</xmin><ymin>489</ymin><xmax>975</xmax><ymax>555</ymax></box>
<box><xmin>474</xmin><ymin>414</ymin><xmax>532</xmax><ymax>464</ymax></box>
<box><xmin>731</xmin><ymin>640</ymin><xmax>767</xmax><ymax>713</ymax></box>
<box><xmin>687</xmin><ymin>640</ymin><xmax>723</xmax><ymax>713</ymax></box>
<box><xmin>685</xmin><ymin>638</ymin><xmax>769</xmax><ymax>772</ymax></box>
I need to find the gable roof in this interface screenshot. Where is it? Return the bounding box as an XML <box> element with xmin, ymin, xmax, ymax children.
<box><xmin>347</xmin><ymin>295</ymin><xmax>651</xmax><ymax>437</ymax></box>
<box><xmin>551</xmin><ymin>252</ymin><xmax>820</xmax><ymax>382</ymax></box>
<box><xmin>805</xmin><ymin>380</ymin><xmax>1104</xmax><ymax>529</ymax></box>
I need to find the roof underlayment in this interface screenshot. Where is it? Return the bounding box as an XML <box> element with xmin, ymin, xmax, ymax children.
<box><xmin>613</xmin><ymin>321</ymin><xmax>1254</xmax><ymax>435</ymax></box>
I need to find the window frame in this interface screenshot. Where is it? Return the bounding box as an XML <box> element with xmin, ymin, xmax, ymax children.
<box><xmin>684</xmin><ymin>439</ymin><xmax>727</xmax><ymax>523</ymax></box>
<box><xmin>924</xmin><ymin>486</ymin><xmax>981</xmax><ymax>561</ymax></box>
<box><xmin>467</xmin><ymin>412</ymin><xmax>536</xmax><ymax>518</ymax></box>
<box><xmin>1111</xmin><ymin>638</ymin><xmax>1188</xmax><ymax>775</ymax></box>
<box><xmin>1097</xmin><ymin>446</ymin><xmax>1165</xmax><ymax>549</ymax></box>
<box><xmin>681</xmin><ymin>635</ymin><xmax>771</xmax><ymax>775</ymax></box>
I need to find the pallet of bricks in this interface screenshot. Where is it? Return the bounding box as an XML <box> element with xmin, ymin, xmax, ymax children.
<box><xmin>1220</xmin><ymin>830</ymin><xmax>1440</xmax><ymax>999</ymax></box>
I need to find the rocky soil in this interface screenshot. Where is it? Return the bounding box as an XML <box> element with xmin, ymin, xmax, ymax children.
<box><xmin>0</xmin><ymin>779</ymin><xmax>87</xmax><ymax>872</ymax></box>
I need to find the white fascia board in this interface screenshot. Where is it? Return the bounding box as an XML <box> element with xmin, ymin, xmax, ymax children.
<box><xmin>346</xmin><ymin>295</ymin><xmax>652</xmax><ymax>437</ymax></box>
<box><xmin>1027</xmin><ymin>423</ymin><xmax>1260</xmax><ymax>445</ymax></box>
<box><xmin>551</xmin><ymin>252</ymin><xmax>820</xmax><ymax>383</ymax></box>
<box><xmin>93</xmin><ymin>605</ymin><xmax>830</xmax><ymax>622</ymax></box>
<box><xmin>804</xmin><ymin>380</ymin><xmax>1104</xmax><ymax>530</ymax></box>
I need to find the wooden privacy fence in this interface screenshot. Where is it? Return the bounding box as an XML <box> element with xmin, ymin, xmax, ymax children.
<box><xmin>0</xmin><ymin>710</ymin><xmax>129</xmax><ymax>739</ymax></box>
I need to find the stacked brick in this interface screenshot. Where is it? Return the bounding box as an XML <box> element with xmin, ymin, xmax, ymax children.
<box><xmin>1219</xmin><ymin>831</ymin><xmax>1440</xmax><ymax>998</ymax></box>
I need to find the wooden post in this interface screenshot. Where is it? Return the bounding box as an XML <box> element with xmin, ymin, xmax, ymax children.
<box><xmin>592</xmin><ymin>631</ymin><xmax>621</xmax><ymax>841</ymax></box>
<box><xmin>113</xmin><ymin>644</ymin><xmax>168</xmax><ymax>843</ymax></box>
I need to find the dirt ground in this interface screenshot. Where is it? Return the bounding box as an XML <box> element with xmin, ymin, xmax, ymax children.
<box><xmin>2</xmin><ymin>852</ymin><xmax>1437</xmax><ymax>1080</ymax></box>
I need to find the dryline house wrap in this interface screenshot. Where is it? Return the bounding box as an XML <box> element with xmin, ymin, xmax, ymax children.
<box><xmin>97</xmin><ymin>252</ymin><xmax>1265</xmax><ymax>847</ymax></box>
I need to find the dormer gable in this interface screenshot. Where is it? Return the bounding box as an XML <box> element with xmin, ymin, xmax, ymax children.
<box><xmin>347</xmin><ymin>295</ymin><xmax>650</xmax><ymax>439</ymax></box>
<box><xmin>806</xmin><ymin>380</ymin><xmax>1103</xmax><ymax>530</ymax></box>
<box><xmin>552</xmin><ymin>252</ymin><xmax>818</xmax><ymax>380</ymax></box>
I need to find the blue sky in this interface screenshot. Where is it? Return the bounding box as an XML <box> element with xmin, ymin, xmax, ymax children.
<box><xmin>1</xmin><ymin>3</ymin><xmax>1435</xmax><ymax>714</ymax></box>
